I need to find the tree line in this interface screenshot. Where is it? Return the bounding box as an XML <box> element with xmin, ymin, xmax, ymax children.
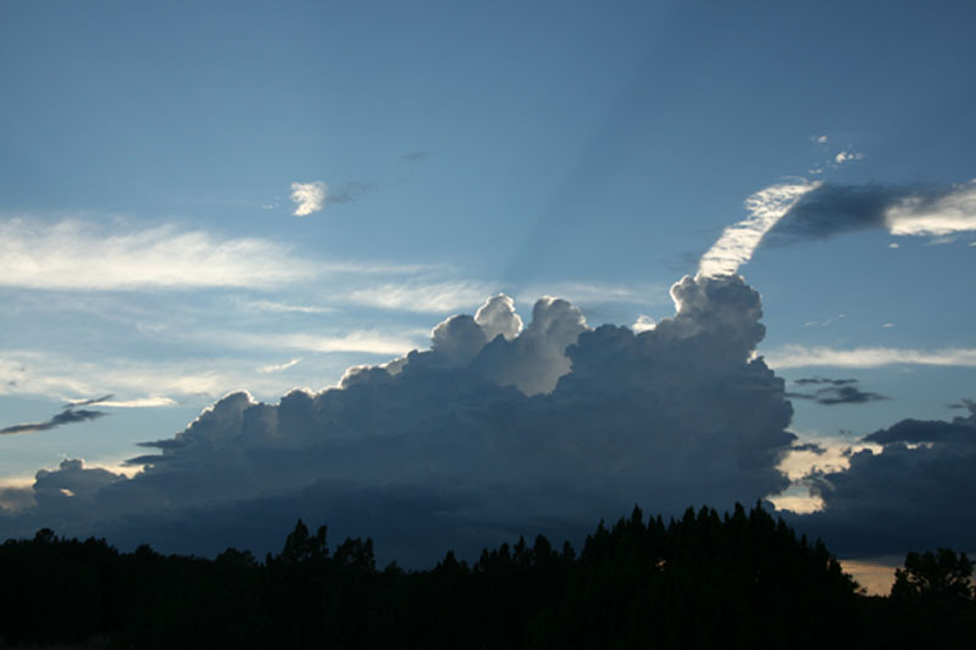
<box><xmin>0</xmin><ymin>503</ymin><xmax>972</xmax><ymax>648</ymax></box>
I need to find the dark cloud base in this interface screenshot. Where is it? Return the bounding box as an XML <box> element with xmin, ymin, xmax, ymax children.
<box><xmin>796</xmin><ymin>401</ymin><xmax>976</xmax><ymax>557</ymax></box>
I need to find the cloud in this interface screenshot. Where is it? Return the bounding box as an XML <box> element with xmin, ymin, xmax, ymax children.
<box><xmin>0</xmin><ymin>219</ymin><xmax>319</xmax><ymax>290</ymax></box>
<box><xmin>258</xmin><ymin>358</ymin><xmax>302</xmax><ymax>374</ymax></box>
<box><xmin>788</xmin><ymin>385</ymin><xmax>888</xmax><ymax>406</ymax></box>
<box><xmin>793</xmin><ymin>401</ymin><xmax>976</xmax><ymax>557</ymax></box>
<box><xmin>632</xmin><ymin>315</ymin><xmax>656</xmax><ymax>333</ymax></box>
<box><xmin>790</xmin><ymin>442</ymin><xmax>827</xmax><ymax>455</ymax></box>
<box><xmin>886</xmin><ymin>180</ymin><xmax>976</xmax><ymax>237</ymax></box>
<box><xmin>698</xmin><ymin>180</ymin><xmax>822</xmax><ymax>277</ymax></box>
<box><xmin>97</xmin><ymin>397</ymin><xmax>178</xmax><ymax>408</ymax></box>
<box><xmin>401</xmin><ymin>151</ymin><xmax>430</xmax><ymax>161</ymax></box>
<box><xmin>325</xmin><ymin>182</ymin><xmax>371</xmax><ymax>205</ymax></box>
<box><xmin>243</xmin><ymin>300</ymin><xmax>333</xmax><ymax>315</ymax></box>
<box><xmin>64</xmin><ymin>394</ymin><xmax>114</xmax><ymax>408</ymax></box>
<box><xmin>62</xmin><ymin>394</ymin><xmax>175</xmax><ymax>409</ymax></box>
<box><xmin>834</xmin><ymin>149</ymin><xmax>865</xmax><ymax>165</ymax></box>
<box><xmin>863</xmin><ymin>400</ymin><xmax>976</xmax><ymax>445</ymax></box>
<box><xmin>0</xmin><ymin>478</ymin><xmax>37</xmax><ymax>512</ymax></box>
<box><xmin>0</xmin><ymin>275</ymin><xmax>798</xmax><ymax>564</ymax></box>
<box><xmin>514</xmin><ymin>282</ymin><xmax>656</xmax><ymax>308</ymax></box>
<box><xmin>474</xmin><ymin>294</ymin><xmax>523</xmax><ymax>342</ymax></box>
<box><xmin>222</xmin><ymin>330</ymin><xmax>425</xmax><ymax>356</ymax></box>
<box><xmin>767</xmin><ymin>180</ymin><xmax>976</xmax><ymax>244</ymax></box>
<box><xmin>290</xmin><ymin>181</ymin><xmax>327</xmax><ymax>217</ymax></box>
<box><xmin>344</xmin><ymin>281</ymin><xmax>501</xmax><ymax>313</ymax></box>
<box><xmin>763</xmin><ymin>345</ymin><xmax>976</xmax><ymax>369</ymax></box>
<box><xmin>793</xmin><ymin>377</ymin><xmax>857</xmax><ymax>386</ymax></box>
<box><xmin>787</xmin><ymin>378</ymin><xmax>888</xmax><ymax>406</ymax></box>
<box><xmin>0</xmin><ymin>349</ymin><xmax>317</xmax><ymax>402</ymax></box>
<box><xmin>0</xmin><ymin>407</ymin><xmax>107</xmax><ymax>435</ymax></box>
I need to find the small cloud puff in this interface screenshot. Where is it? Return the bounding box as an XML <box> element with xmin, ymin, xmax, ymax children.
<box><xmin>834</xmin><ymin>149</ymin><xmax>865</xmax><ymax>165</ymax></box>
<box><xmin>632</xmin><ymin>315</ymin><xmax>656</xmax><ymax>332</ymax></box>
<box><xmin>290</xmin><ymin>181</ymin><xmax>327</xmax><ymax>217</ymax></box>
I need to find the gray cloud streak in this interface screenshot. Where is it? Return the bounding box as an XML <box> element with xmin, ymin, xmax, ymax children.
<box><xmin>64</xmin><ymin>394</ymin><xmax>114</xmax><ymax>408</ymax></box>
<box><xmin>0</xmin><ymin>408</ymin><xmax>107</xmax><ymax>435</ymax></box>
<box><xmin>787</xmin><ymin>379</ymin><xmax>888</xmax><ymax>406</ymax></box>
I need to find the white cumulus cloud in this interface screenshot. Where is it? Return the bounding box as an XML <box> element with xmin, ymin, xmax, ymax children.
<box><xmin>290</xmin><ymin>181</ymin><xmax>327</xmax><ymax>217</ymax></box>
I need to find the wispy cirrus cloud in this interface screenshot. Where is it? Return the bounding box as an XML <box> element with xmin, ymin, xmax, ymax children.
<box><xmin>764</xmin><ymin>345</ymin><xmax>976</xmax><ymax>369</ymax></box>
<box><xmin>258</xmin><ymin>358</ymin><xmax>303</xmax><ymax>374</ymax></box>
<box><xmin>242</xmin><ymin>300</ymin><xmax>333</xmax><ymax>315</ymax></box>
<box><xmin>514</xmin><ymin>282</ymin><xmax>660</xmax><ymax>309</ymax></box>
<box><xmin>0</xmin><ymin>219</ymin><xmax>318</xmax><ymax>290</ymax></box>
<box><xmin>0</xmin><ymin>217</ymin><xmax>448</xmax><ymax>292</ymax></box>
<box><xmin>61</xmin><ymin>394</ymin><xmax>175</xmax><ymax>408</ymax></box>
<box><xmin>96</xmin><ymin>397</ymin><xmax>179</xmax><ymax>408</ymax></box>
<box><xmin>345</xmin><ymin>281</ymin><xmax>501</xmax><ymax>313</ymax></box>
<box><xmin>230</xmin><ymin>330</ymin><xmax>425</xmax><ymax>356</ymax></box>
<box><xmin>1</xmin><ymin>351</ymin><xmax>264</xmax><ymax>401</ymax></box>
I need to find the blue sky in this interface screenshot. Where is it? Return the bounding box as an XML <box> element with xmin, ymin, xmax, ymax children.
<box><xmin>1</xmin><ymin>1</ymin><xmax>974</xmax><ymax>586</ymax></box>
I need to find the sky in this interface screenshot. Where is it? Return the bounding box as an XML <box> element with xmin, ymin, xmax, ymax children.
<box><xmin>1</xmin><ymin>1</ymin><xmax>974</xmax><ymax>589</ymax></box>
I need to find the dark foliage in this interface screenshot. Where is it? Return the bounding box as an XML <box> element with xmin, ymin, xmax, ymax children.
<box><xmin>0</xmin><ymin>504</ymin><xmax>971</xmax><ymax>648</ymax></box>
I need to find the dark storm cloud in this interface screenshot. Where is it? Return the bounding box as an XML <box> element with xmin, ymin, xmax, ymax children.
<box><xmin>0</xmin><ymin>275</ymin><xmax>797</xmax><ymax>561</ymax></box>
<box><xmin>0</xmin><ymin>486</ymin><xmax>35</xmax><ymax>513</ymax></box>
<box><xmin>0</xmin><ymin>408</ymin><xmax>107</xmax><ymax>435</ymax></box>
<box><xmin>790</xmin><ymin>401</ymin><xmax>976</xmax><ymax>557</ymax></box>
<box><xmin>863</xmin><ymin>400</ymin><xmax>975</xmax><ymax>444</ymax></box>
<box><xmin>787</xmin><ymin>378</ymin><xmax>887</xmax><ymax>406</ymax></box>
